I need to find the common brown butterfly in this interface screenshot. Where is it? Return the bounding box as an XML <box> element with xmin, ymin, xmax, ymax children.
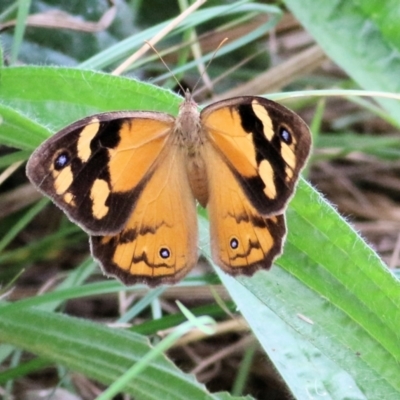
<box><xmin>27</xmin><ymin>87</ymin><xmax>311</xmax><ymax>286</ymax></box>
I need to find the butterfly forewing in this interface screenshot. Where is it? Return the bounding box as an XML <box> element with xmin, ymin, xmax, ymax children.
<box><xmin>27</xmin><ymin>112</ymin><xmax>174</xmax><ymax>235</ymax></box>
<box><xmin>201</xmin><ymin>97</ymin><xmax>311</xmax><ymax>216</ymax></box>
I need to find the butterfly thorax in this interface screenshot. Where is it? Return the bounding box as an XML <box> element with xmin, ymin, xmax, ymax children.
<box><xmin>174</xmin><ymin>90</ymin><xmax>209</xmax><ymax>207</ymax></box>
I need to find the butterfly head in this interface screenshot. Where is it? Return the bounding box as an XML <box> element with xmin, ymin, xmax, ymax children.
<box><xmin>174</xmin><ymin>89</ymin><xmax>203</xmax><ymax>150</ymax></box>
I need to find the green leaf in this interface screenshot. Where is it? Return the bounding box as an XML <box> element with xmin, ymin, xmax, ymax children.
<box><xmin>0</xmin><ymin>66</ymin><xmax>182</xmax><ymax>145</ymax></box>
<box><xmin>0</xmin><ymin>306</ymin><xmax>244</xmax><ymax>400</ymax></box>
<box><xmin>208</xmin><ymin>179</ymin><xmax>400</xmax><ymax>399</ymax></box>
<box><xmin>283</xmin><ymin>0</ymin><xmax>400</xmax><ymax>124</ymax></box>
<box><xmin>0</xmin><ymin>102</ymin><xmax>50</xmax><ymax>149</ymax></box>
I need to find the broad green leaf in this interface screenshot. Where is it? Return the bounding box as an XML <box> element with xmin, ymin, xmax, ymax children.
<box><xmin>0</xmin><ymin>102</ymin><xmax>50</xmax><ymax>149</ymax></box>
<box><xmin>208</xmin><ymin>180</ymin><xmax>400</xmax><ymax>399</ymax></box>
<box><xmin>0</xmin><ymin>66</ymin><xmax>182</xmax><ymax>142</ymax></box>
<box><xmin>0</xmin><ymin>306</ymin><xmax>247</xmax><ymax>400</ymax></box>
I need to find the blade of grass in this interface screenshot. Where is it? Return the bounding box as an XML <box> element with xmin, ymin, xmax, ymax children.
<box><xmin>0</xmin><ymin>151</ymin><xmax>31</xmax><ymax>169</ymax></box>
<box><xmin>98</xmin><ymin>312</ymin><xmax>215</xmax><ymax>400</ymax></box>
<box><xmin>152</xmin><ymin>9</ymin><xmax>281</xmax><ymax>83</ymax></box>
<box><xmin>231</xmin><ymin>342</ymin><xmax>257</xmax><ymax>397</ymax></box>
<box><xmin>111</xmin><ymin>0</ymin><xmax>206</xmax><ymax>75</ymax></box>
<box><xmin>10</xmin><ymin>0</ymin><xmax>31</xmax><ymax>64</ymax></box>
<box><xmin>0</xmin><ymin>357</ymin><xmax>51</xmax><ymax>385</ymax></box>
<box><xmin>80</xmin><ymin>1</ymin><xmax>280</xmax><ymax>72</ymax></box>
<box><xmin>131</xmin><ymin>301</ymin><xmax>237</xmax><ymax>336</ymax></box>
<box><xmin>0</xmin><ymin>197</ymin><xmax>48</xmax><ymax>253</ymax></box>
<box><xmin>117</xmin><ymin>286</ymin><xmax>167</xmax><ymax>323</ymax></box>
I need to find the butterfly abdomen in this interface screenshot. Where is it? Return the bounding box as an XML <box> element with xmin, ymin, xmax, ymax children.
<box><xmin>186</xmin><ymin>156</ymin><xmax>208</xmax><ymax>207</ymax></box>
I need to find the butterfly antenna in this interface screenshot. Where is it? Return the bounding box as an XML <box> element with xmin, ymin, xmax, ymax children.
<box><xmin>195</xmin><ymin>48</ymin><xmax>265</xmax><ymax>98</ymax></box>
<box><xmin>192</xmin><ymin>38</ymin><xmax>228</xmax><ymax>94</ymax></box>
<box><xmin>145</xmin><ymin>41</ymin><xmax>186</xmax><ymax>95</ymax></box>
<box><xmin>112</xmin><ymin>0</ymin><xmax>206</xmax><ymax>75</ymax></box>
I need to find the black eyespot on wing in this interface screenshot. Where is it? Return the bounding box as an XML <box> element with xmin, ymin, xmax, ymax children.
<box><xmin>230</xmin><ymin>237</ymin><xmax>239</xmax><ymax>249</ymax></box>
<box><xmin>160</xmin><ymin>247</ymin><xmax>171</xmax><ymax>259</ymax></box>
<box><xmin>279</xmin><ymin>127</ymin><xmax>292</xmax><ymax>145</ymax></box>
<box><xmin>54</xmin><ymin>151</ymin><xmax>71</xmax><ymax>170</ymax></box>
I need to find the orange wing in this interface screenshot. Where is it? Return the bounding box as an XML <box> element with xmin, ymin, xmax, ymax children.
<box><xmin>201</xmin><ymin>97</ymin><xmax>311</xmax><ymax>216</ymax></box>
<box><xmin>91</xmin><ymin>144</ymin><xmax>198</xmax><ymax>286</ymax></box>
<box><xmin>199</xmin><ymin>96</ymin><xmax>311</xmax><ymax>273</ymax></box>
<box><xmin>26</xmin><ymin>112</ymin><xmax>174</xmax><ymax>235</ymax></box>
<box><xmin>204</xmin><ymin>142</ymin><xmax>286</xmax><ymax>275</ymax></box>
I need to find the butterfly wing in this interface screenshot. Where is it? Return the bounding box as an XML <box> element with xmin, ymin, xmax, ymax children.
<box><xmin>204</xmin><ymin>142</ymin><xmax>286</xmax><ymax>274</ymax></box>
<box><xmin>201</xmin><ymin>97</ymin><xmax>311</xmax><ymax>216</ymax></box>
<box><xmin>201</xmin><ymin>97</ymin><xmax>310</xmax><ymax>273</ymax></box>
<box><xmin>26</xmin><ymin>111</ymin><xmax>175</xmax><ymax>235</ymax></box>
<box><xmin>91</xmin><ymin>145</ymin><xmax>198</xmax><ymax>286</ymax></box>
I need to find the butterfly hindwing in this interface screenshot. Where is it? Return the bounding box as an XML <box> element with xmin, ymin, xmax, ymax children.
<box><xmin>202</xmin><ymin>97</ymin><xmax>311</xmax><ymax>216</ymax></box>
<box><xmin>91</xmin><ymin>145</ymin><xmax>198</xmax><ymax>286</ymax></box>
<box><xmin>26</xmin><ymin>111</ymin><xmax>174</xmax><ymax>235</ymax></box>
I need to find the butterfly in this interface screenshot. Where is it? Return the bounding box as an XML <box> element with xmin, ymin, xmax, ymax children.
<box><xmin>26</xmin><ymin>89</ymin><xmax>311</xmax><ymax>286</ymax></box>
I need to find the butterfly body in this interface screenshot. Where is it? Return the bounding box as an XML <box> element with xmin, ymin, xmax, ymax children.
<box><xmin>27</xmin><ymin>90</ymin><xmax>311</xmax><ymax>286</ymax></box>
